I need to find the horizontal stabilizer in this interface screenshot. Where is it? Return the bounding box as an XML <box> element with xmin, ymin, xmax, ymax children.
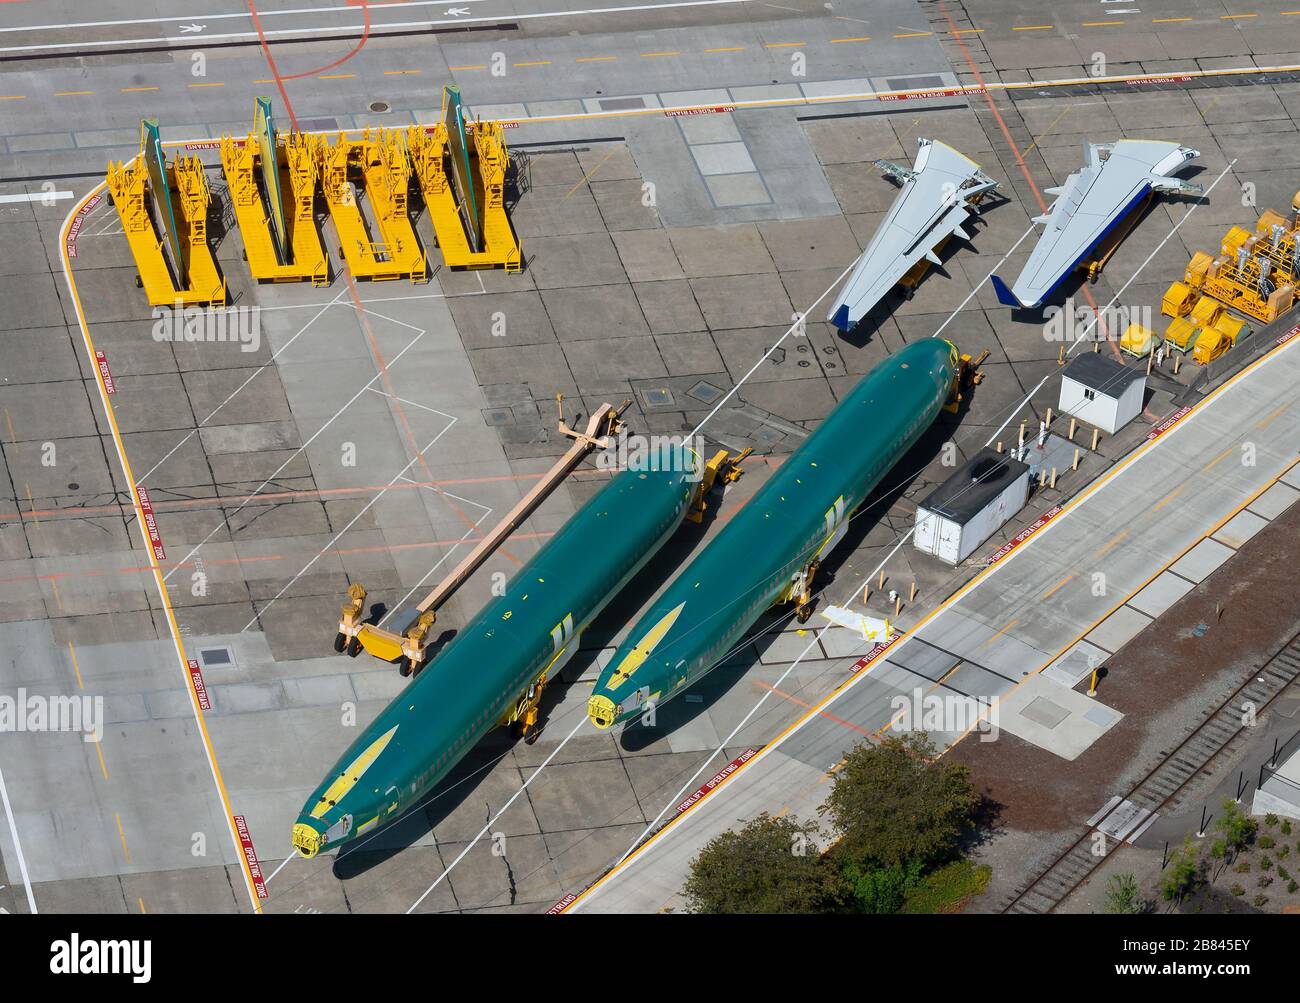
<box><xmin>990</xmin><ymin>273</ymin><xmax>1024</xmax><ymax>308</ymax></box>
<box><xmin>925</xmin><ymin>249</ymin><xmax>942</xmax><ymax>265</ymax></box>
<box><xmin>829</xmin><ymin>303</ymin><xmax>852</xmax><ymax>333</ymax></box>
<box><xmin>1044</xmin><ymin>186</ymin><xmax>1063</xmax><ymax>196</ymax></box>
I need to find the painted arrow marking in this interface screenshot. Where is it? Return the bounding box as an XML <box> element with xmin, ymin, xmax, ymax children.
<box><xmin>445</xmin><ymin>7</ymin><xmax>470</xmax><ymax>14</ymax></box>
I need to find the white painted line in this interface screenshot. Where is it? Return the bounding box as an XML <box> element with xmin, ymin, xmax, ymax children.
<box><xmin>241</xmin><ymin>420</ymin><xmax>460</xmax><ymax>630</ymax></box>
<box><xmin>0</xmin><ymin>767</ymin><xmax>36</xmax><ymax>914</ymax></box>
<box><xmin>0</xmin><ymin>0</ymin><xmax>751</xmax><ymax>53</ymax></box>
<box><xmin>0</xmin><ymin>190</ymin><xmax>73</xmax><ymax>204</ymax></box>
<box><xmin>406</xmin><ymin>716</ymin><xmax>587</xmax><ymax>913</ymax></box>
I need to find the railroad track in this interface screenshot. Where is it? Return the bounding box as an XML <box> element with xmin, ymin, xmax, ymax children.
<box><xmin>1001</xmin><ymin>625</ymin><xmax>1300</xmax><ymax>914</ymax></box>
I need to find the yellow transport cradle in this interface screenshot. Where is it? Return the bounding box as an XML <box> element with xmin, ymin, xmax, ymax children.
<box><xmin>320</xmin><ymin>129</ymin><xmax>426</xmax><ymax>282</ymax></box>
<box><xmin>220</xmin><ymin>133</ymin><xmax>329</xmax><ymax>284</ymax></box>
<box><xmin>407</xmin><ymin>121</ymin><xmax>522</xmax><ymax>272</ymax></box>
<box><xmin>106</xmin><ymin>154</ymin><xmax>226</xmax><ymax>307</ymax></box>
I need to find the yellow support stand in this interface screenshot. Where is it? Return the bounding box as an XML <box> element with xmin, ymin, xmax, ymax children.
<box><xmin>220</xmin><ymin>133</ymin><xmax>329</xmax><ymax>284</ymax></box>
<box><xmin>407</xmin><ymin>121</ymin><xmax>522</xmax><ymax>272</ymax></box>
<box><xmin>106</xmin><ymin>155</ymin><xmax>226</xmax><ymax>307</ymax></box>
<box><xmin>319</xmin><ymin>129</ymin><xmax>426</xmax><ymax>282</ymax></box>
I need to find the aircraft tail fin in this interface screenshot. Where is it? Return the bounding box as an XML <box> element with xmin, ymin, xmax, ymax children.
<box><xmin>990</xmin><ymin>274</ymin><xmax>1022</xmax><ymax>308</ymax></box>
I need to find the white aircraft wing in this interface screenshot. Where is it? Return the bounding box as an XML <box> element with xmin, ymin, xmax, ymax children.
<box><xmin>827</xmin><ymin>138</ymin><xmax>997</xmax><ymax>332</ymax></box>
<box><xmin>992</xmin><ymin>140</ymin><xmax>1200</xmax><ymax>309</ymax></box>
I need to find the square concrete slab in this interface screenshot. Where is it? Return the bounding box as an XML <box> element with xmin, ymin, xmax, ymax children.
<box><xmin>995</xmin><ymin>674</ymin><xmax>1123</xmax><ymax>761</ymax></box>
<box><xmin>1282</xmin><ymin>463</ymin><xmax>1300</xmax><ymax>490</ymax></box>
<box><xmin>705</xmin><ymin>173</ymin><xmax>771</xmax><ymax>207</ymax></box>
<box><xmin>678</xmin><ymin>114</ymin><xmax>741</xmax><ymax>145</ymax></box>
<box><xmin>1170</xmin><ymin>537</ymin><xmax>1237</xmax><ymax>583</ymax></box>
<box><xmin>1128</xmin><ymin>571</ymin><xmax>1196</xmax><ymax>619</ymax></box>
<box><xmin>690</xmin><ymin>142</ymin><xmax>756</xmax><ymax>176</ymax></box>
<box><xmin>1213</xmin><ymin>509</ymin><xmax>1270</xmax><ymax>549</ymax></box>
<box><xmin>1043</xmin><ymin>640</ymin><xmax>1109</xmax><ymax>689</ymax></box>
<box><xmin>1085</xmin><ymin>605</ymin><xmax>1153</xmax><ymax>654</ymax></box>
<box><xmin>1249</xmin><ymin>480</ymin><xmax>1300</xmax><ymax>520</ymax></box>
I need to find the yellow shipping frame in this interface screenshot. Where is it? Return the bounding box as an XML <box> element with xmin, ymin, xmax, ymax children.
<box><xmin>106</xmin><ymin>154</ymin><xmax>226</xmax><ymax>306</ymax></box>
<box><xmin>319</xmin><ymin>130</ymin><xmax>426</xmax><ymax>282</ymax></box>
<box><xmin>407</xmin><ymin>121</ymin><xmax>522</xmax><ymax>273</ymax></box>
<box><xmin>220</xmin><ymin>133</ymin><xmax>329</xmax><ymax>285</ymax></box>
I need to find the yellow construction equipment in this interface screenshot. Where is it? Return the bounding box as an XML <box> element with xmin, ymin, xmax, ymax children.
<box><xmin>221</xmin><ymin>132</ymin><xmax>329</xmax><ymax>285</ymax></box>
<box><xmin>687</xmin><ymin>447</ymin><xmax>752</xmax><ymax>523</ymax></box>
<box><xmin>1163</xmin><ymin>315</ymin><xmax>1199</xmax><ymax>353</ymax></box>
<box><xmin>106</xmin><ymin>122</ymin><xmax>226</xmax><ymax>306</ymax></box>
<box><xmin>1120</xmin><ymin>322</ymin><xmax>1158</xmax><ymax>358</ymax></box>
<box><xmin>407</xmin><ymin>120</ymin><xmax>522</xmax><ymax>272</ymax></box>
<box><xmin>1161</xmin><ymin>280</ymin><xmax>1198</xmax><ymax>319</ymax></box>
<box><xmin>1192</xmin><ymin>313</ymin><xmax>1252</xmax><ymax>365</ymax></box>
<box><xmin>1182</xmin><ymin>192</ymin><xmax>1300</xmax><ymax>324</ymax></box>
<box><xmin>319</xmin><ymin>129</ymin><xmax>426</xmax><ymax>281</ymax></box>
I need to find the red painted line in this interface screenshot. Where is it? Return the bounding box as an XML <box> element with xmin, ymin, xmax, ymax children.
<box><xmin>245</xmin><ymin>1</ymin><xmax>300</xmax><ymax>132</ymax></box>
<box><xmin>64</xmin><ymin>191</ymin><xmax>103</xmax><ymax>260</ymax></box>
<box><xmin>665</xmin><ymin>105</ymin><xmax>736</xmax><ymax>117</ymax></box>
<box><xmin>233</xmin><ymin>815</ymin><xmax>269</xmax><ymax>899</ymax></box>
<box><xmin>674</xmin><ymin>747</ymin><xmax>760</xmax><ymax>815</ymax></box>
<box><xmin>136</xmin><ymin>485</ymin><xmax>166</xmax><ymax>561</ymax></box>
<box><xmin>986</xmin><ymin>504</ymin><xmax>1063</xmax><ymax>567</ymax></box>
<box><xmin>187</xmin><ymin>658</ymin><xmax>212</xmax><ymax>711</ymax></box>
<box><xmin>1146</xmin><ymin>405</ymin><xmax>1192</xmax><ymax>441</ymax></box>
<box><xmin>94</xmin><ymin>350</ymin><xmax>116</xmax><ymax>394</ymax></box>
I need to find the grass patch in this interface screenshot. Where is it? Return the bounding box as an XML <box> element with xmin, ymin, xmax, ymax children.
<box><xmin>900</xmin><ymin>859</ymin><xmax>991</xmax><ymax>914</ymax></box>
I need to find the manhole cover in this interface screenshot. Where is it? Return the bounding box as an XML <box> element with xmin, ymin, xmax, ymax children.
<box><xmin>369</xmin><ymin>101</ymin><xmax>391</xmax><ymax>114</ymax></box>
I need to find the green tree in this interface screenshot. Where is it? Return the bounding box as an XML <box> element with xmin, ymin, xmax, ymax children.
<box><xmin>841</xmin><ymin>859</ymin><xmax>925</xmax><ymax>914</ymax></box>
<box><xmin>1214</xmin><ymin>798</ymin><xmax>1258</xmax><ymax>858</ymax></box>
<box><xmin>820</xmin><ymin>733</ymin><xmax>979</xmax><ymax>872</ymax></box>
<box><xmin>1160</xmin><ymin>837</ymin><xmax>1204</xmax><ymax>904</ymax></box>
<box><xmin>683</xmin><ymin>813</ymin><xmax>844</xmax><ymax>914</ymax></box>
<box><xmin>1102</xmin><ymin>872</ymin><xmax>1147</xmax><ymax>914</ymax></box>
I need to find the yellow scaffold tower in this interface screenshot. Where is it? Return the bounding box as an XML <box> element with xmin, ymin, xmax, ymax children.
<box><xmin>319</xmin><ymin>129</ymin><xmax>426</xmax><ymax>282</ymax></box>
<box><xmin>106</xmin><ymin>120</ymin><xmax>226</xmax><ymax>306</ymax></box>
<box><xmin>407</xmin><ymin>88</ymin><xmax>522</xmax><ymax>272</ymax></box>
<box><xmin>220</xmin><ymin>103</ymin><xmax>329</xmax><ymax>285</ymax></box>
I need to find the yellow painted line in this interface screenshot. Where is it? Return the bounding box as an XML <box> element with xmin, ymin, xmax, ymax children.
<box><xmin>25</xmin><ymin>485</ymin><xmax>37</xmax><ymax>526</ymax></box>
<box><xmin>1041</xmin><ymin>573</ymin><xmax>1076</xmax><ymax>600</ymax></box>
<box><xmin>704</xmin><ymin>46</ymin><xmax>745</xmax><ymax>52</ymax></box>
<box><xmin>981</xmin><ymin>619</ymin><xmax>1020</xmax><ymax>648</ymax></box>
<box><xmin>952</xmin><ymin>28</ymin><xmax>985</xmax><ymax>34</ymax></box>
<box><xmin>1256</xmin><ymin>400</ymin><xmax>1291</xmax><ymax>428</ymax></box>
<box><xmin>575</xmin><ymin>55</ymin><xmax>617</xmax><ymax>62</ymax></box>
<box><xmin>1094</xmin><ymin>529</ymin><xmax>1129</xmax><ymax>560</ymax></box>
<box><xmin>0</xmin><ymin>95</ymin><xmax>25</xmax><ymax>101</ymax></box>
<box><xmin>60</xmin><ymin>182</ymin><xmax>265</xmax><ymax>914</ymax></box>
<box><xmin>67</xmin><ymin>640</ymin><xmax>84</xmax><ymax>690</ymax></box>
<box><xmin>138</xmin><ymin>898</ymin><xmax>147</xmax><ymax>914</ymax></box>
<box><xmin>449</xmin><ymin>65</ymin><xmax>486</xmax><ymax>71</ymax></box>
<box><xmin>1082</xmin><ymin>21</ymin><xmax>1125</xmax><ymax>27</ymax></box>
<box><xmin>94</xmin><ymin>742</ymin><xmax>110</xmax><ymax>781</ymax></box>
<box><xmin>640</xmin><ymin>51</ymin><xmax>680</xmax><ymax>57</ymax></box>
<box><xmin>1203</xmin><ymin>443</ymin><xmax>1236</xmax><ymax>473</ymax></box>
<box><xmin>562</xmin><ymin>337</ymin><xmax>1300</xmax><ymax>915</ymax></box>
<box><xmin>253</xmin><ymin>78</ymin><xmax>275</xmax><ymax>84</ymax></box>
<box><xmin>563</xmin><ymin>147</ymin><xmax>618</xmax><ymax>199</ymax></box>
<box><xmin>115</xmin><ymin>813</ymin><xmax>131</xmax><ymax>864</ymax></box>
<box><xmin>765</xmin><ymin>42</ymin><xmax>804</xmax><ymax>48</ymax></box>
<box><xmin>188</xmin><ymin>82</ymin><xmax>225</xmax><ymax>88</ymax></box>
<box><xmin>120</xmin><ymin>86</ymin><xmax>159</xmax><ymax>93</ymax></box>
<box><xmin>1221</xmin><ymin>13</ymin><xmax>1258</xmax><ymax>19</ymax></box>
<box><xmin>829</xmin><ymin>36</ymin><xmax>871</xmax><ymax>43</ymax></box>
<box><xmin>50</xmin><ymin>580</ymin><xmax>62</xmax><ymax>612</ymax></box>
<box><xmin>1014</xmin><ymin>25</ymin><xmax>1053</xmax><ymax>31</ymax></box>
<box><xmin>55</xmin><ymin>90</ymin><xmax>94</xmax><ymax>97</ymax></box>
<box><xmin>1153</xmin><ymin>16</ymin><xmax>1193</xmax><ymax>22</ymax></box>
<box><xmin>513</xmin><ymin>60</ymin><xmax>551</xmax><ymax>66</ymax></box>
<box><xmin>894</xmin><ymin>31</ymin><xmax>931</xmax><ymax>38</ymax></box>
<box><xmin>319</xmin><ymin>73</ymin><xmax>355</xmax><ymax>80</ymax></box>
<box><xmin>383</xmin><ymin>69</ymin><xmax>420</xmax><ymax>75</ymax></box>
<box><xmin>1152</xmin><ymin>485</ymin><xmax>1184</xmax><ymax>512</ymax></box>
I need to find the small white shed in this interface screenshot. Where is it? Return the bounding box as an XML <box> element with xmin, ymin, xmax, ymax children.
<box><xmin>914</xmin><ymin>449</ymin><xmax>1030</xmax><ymax>566</ymax></box>
<box><xmin>1058</xmin><ymin>352</ymin><xmax>1145</xmax><ymax>435</ymax></box>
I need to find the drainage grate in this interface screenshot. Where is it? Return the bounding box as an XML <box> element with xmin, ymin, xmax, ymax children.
<box><xmin>199</xmin><ymin>646</ymin><xmax>234</xmax><ymax>668</ymax></box>
<box><xmin>368</xmin><ymin>101</ymin><xmax>391</xmax><ymax>114</ymax></box>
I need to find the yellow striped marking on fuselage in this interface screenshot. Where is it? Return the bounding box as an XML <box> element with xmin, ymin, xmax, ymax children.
<box><xmin>310</xmin><ymin>726</ymin><xmax>398</xmax><ymax>819</ymax></box>
<box><xmin>606</xmin><ymin>603</ymin><xmax>685</xmax><ymax>687</ymax></box>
